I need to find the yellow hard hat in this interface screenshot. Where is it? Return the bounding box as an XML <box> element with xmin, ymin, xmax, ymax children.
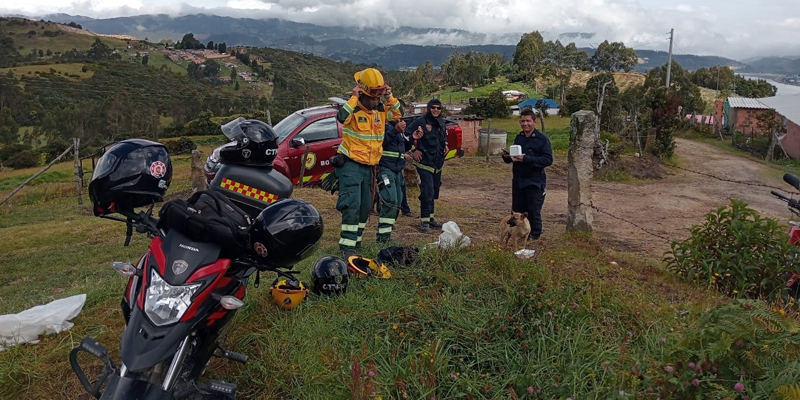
<box><xmin>354</xmin><ymin>68</ymin><xmax>388</xmax><ymax>98</ymax></box>
<box><xmin>346</xmin><ymin>255</ymin><xmax>392</xmax><ymax>279</ymax></box>
<box><xmin>271</xmin><ymin>278</ymin><xmax>309</xmax><ymax>310</ymax></box>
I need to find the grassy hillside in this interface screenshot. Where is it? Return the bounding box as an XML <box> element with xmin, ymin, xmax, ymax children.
<box><xmin>0</xmin><ymin>18</ymin><xmax>131</xmax><ymax>57</ymax></box>
<box><xmin>432</xmin><ymin>77</ymin><xmax>542</xmax><ymax>104</ymax></box>
<box><xmin>249</xmin><ymin>47</ymin><xmax>359</xmax><ymax>106</ymax></box>
<box><xmin>570</xmin><ymin>71</ymin><xmax>645</xmax><ymax>92</ymax></box>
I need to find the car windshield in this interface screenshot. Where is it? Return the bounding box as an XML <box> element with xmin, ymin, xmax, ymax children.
<box><xmin>273</xmin><ymin>113</ymin><xmax>307</xmax><ymax>144</ymax></box>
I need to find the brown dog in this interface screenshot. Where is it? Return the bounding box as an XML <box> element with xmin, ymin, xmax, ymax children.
<box><xmin>499</xmin><ymin>212</ymin><xmax>531</xmax><ymax>250</ymax></box>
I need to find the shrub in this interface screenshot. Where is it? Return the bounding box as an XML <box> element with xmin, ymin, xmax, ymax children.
<box><xmin>665</xmin><ymin>199</ymin><xmax>799</xmax><ymax>301</ymax></box>
<box><xmin>165</xmin><ymin>137</ymin><xmax>197</xmax><ymax>155</ymax></box>
<box><xmin>0</xmin><ymin>143</ymin><xmax>32</xmax><ymax>162</ymax></box>
<box><xmin>5</xmin><ymin>150</ymin><xmax>40</xmax><ymax>168</ymax></box>
<box><xmin>41</xmin><ymin>139</ymin><xmax>71</xmax><ymax>163</ymax></box>
<box><xmin>645</xmin><ymin>300</ymin><xmax>800</xmax><ymax>399</ymax></box>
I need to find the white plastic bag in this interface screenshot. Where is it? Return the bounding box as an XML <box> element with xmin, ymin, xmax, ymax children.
<box><xmin>0</xmin><ymin>294</ymin><xmax>86</xmax><ymax>350</ymax></box>
<box><xmin>514</xmin><ymin>249</ymin><xmax>536</xmax><ymax>260</ymax></box>
<box><xmin>437</xmin><ymin>221</ymin><xmax>471</xmax><ymax>248</ymax></box>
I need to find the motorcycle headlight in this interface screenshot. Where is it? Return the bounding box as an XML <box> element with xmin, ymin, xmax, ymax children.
<box><xmin>144</xmin><ymin>269</ymin><xmax>202</xmax><ymax>326</ymax></box>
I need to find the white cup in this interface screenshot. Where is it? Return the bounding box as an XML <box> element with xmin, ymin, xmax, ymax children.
<box><xmin>509</xmin><ymin>145</ymin><xmax>522</xmax><ymax>156</ymax></box>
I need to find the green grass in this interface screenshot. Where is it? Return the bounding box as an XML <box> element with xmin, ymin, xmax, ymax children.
<box><xmin>0</xmin><ymin>140</ymin><xmax>797</xmax><ymax>399</ymax></box>
<box><xmin>431</xmin><ymin>77</ymin><xmax>542</xmax><ymax>104</ymax></box>
<box><xmin>143</xmin><ymin>52</ymin><xmax>188</xmax><ymax>74</ymax></box>
<box><xmin>0</xmin><ymin>170</ymin><xmax>74</xmax><ymax>191</ymax></box>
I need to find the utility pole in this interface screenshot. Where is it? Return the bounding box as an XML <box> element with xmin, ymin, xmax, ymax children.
<box><xmin>665</xmin><ymin>28</ymin><xmax>674</xmax><ymax>88</ymax></box>
<box><xmin>716</xmin><ymin>65</ymin><xmax>721</xmax><ymax>91</ymax></box>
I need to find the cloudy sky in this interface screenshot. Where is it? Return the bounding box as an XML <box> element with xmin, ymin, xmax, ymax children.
<box><xmin>2</xmin><ymin>0</ymin><xmax>798</xmax><ymax>60</ymax></box>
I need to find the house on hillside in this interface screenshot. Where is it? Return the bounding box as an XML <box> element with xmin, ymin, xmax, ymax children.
<box><xmin>517</xmin><ymin>98</ymin><xmax>560</xmax><ymax>116</ymax></box>
<box><xmin>722</xmin><ymin>96</ymin><xmax>800</xmax><ymax>159</ymax></box>
<box><xmin>760</xmin><ymin>95</ymin><xmax>800</xmax><ymax>159</ymax></box>
<box><xmin>502</xmin><ymin>90</ymin><xmax>526</xmax><ymax>100</ymax></box>
<box><xmin>724</xmin><ymin>97</ymin><xmax>772</xmax><ymax>133</ymax></box>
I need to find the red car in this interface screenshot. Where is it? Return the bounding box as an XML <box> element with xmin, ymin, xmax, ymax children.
<box><xmin>207</xmin><ymin>99</ymin><xmax>464</xmax><ymax>185</ymax></box>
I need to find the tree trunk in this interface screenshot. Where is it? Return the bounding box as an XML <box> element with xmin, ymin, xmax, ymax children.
<box><xmin>595</xmin><ymin>81</ymin><xmax>612</xmax><ymax>144</ymax></box>
<box><xmin>633</xmin><ymin>110</ymin><xmax>642</xmax><ymax>155</ymax></box>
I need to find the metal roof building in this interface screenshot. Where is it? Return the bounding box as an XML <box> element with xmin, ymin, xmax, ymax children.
<box><xmin>726</xmin><ymin>97</ymin><xmax>771</xmax><ymax>109</ymax></box>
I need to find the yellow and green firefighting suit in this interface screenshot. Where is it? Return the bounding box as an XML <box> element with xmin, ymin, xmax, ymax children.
<box><xmin>334</xmin><ymin>94</ymin><xmax>401</xmax><ymax>252</ymax></box>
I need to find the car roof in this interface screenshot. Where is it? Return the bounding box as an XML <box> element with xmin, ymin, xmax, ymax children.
<box><xmin>295</xmin><ymin>104</ymin><xmax>339</xmax><ymax>118</ymax></box>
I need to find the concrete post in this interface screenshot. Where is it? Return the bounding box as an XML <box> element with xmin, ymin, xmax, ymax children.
<box><xmin>567</xmin><ymin>111</ymin><xmax>595</xmax><ymax>233</ymax></box>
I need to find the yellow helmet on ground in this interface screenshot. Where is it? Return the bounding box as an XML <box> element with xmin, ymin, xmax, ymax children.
<box><xmin>354</xmin><ymin>68</ymin><xmax>388</xmax><ymax>98</ymax></box>
<box><xmin>346</xmin><ymin>255</ymin><xmax>392</xmax><ymax>279</ymax></box>
<box><xmin>271</xmin><ymin>278</ymin><xmax>309</xmax><ymax>310</ymax></box>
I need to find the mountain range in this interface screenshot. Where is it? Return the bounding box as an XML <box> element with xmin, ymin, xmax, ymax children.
<box><xmin>34</xmin><ymin>13</ymin><xmax>799</xmax><ymax>74</ymax></box>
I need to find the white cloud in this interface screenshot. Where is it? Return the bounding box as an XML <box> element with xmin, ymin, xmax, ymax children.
<box><xmin>225</xmin><ymin>0</ymin><xmax>272</xmax><ymax>11</ymax></box>
<box><xmin>1</xmin><ymin>0</ymin><xmax>798</xmax><ymax>59</ymax></box>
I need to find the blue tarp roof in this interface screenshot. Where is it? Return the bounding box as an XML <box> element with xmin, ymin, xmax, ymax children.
<box><xmin>518</xmin><ymin>98</ymin><xmax>559</xmax><ymax>108</ymax></box>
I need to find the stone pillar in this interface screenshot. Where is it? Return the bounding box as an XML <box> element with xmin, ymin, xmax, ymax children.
<box><xmin>191</xmin><ymin>149</ymin><xmax>207</xmax><ymax>192</ymax></box>
<box><xmin>567</xmin><ymin>111</ymin><xmax>594</xmax><ymax>233</ymax></box>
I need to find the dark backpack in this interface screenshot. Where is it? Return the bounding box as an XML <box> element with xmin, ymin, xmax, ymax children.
<box><xmin>158</xmin><ymin>190</ymin><xmax>253</xmax><ymax>258</ymax></box>
<box><xmin>376</xmin><ymin>246</ymin><xmax>419</xmax><ymax>269</ymax></box>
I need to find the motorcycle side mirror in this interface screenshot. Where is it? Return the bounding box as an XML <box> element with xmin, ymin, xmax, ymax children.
<box><xmin>785</xmin><ymin>173</ymin><xmax>800</xmax><ymax>191</ymax></box>
<box><xmin>112</xmin><ymin>261</ymin><xmax>139</xmax><ymax>277</ymax></box>
<box><xmin>290</xmin><ymin>137</ymin><xmax>306</xmax><ymax>148</ymax></box>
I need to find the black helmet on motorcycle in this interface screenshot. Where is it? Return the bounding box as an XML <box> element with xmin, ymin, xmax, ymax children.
<box><xmin>250</xmin><ymin>198</ymin><xmax>323</xmax><ymax>269</ymax></box>
<box><xmin>218</xmin><ymin>117</ymin><xmax>279</xmax><ymax>167</ymax></box>
<box><xmin>88</xmin><ymin>139</ymin><xmax>172</xmax><ymax>216</ymax></box>
<box><xmin>311</xmin><ymin>255</ymin><xmax>349</xmax><ymax>296</ymax></box>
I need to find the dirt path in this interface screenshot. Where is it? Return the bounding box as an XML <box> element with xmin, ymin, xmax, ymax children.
<box><xmin>422</xmin><ymin>138</ymin><xmax>793</xmax><ymax>255</ymax></box>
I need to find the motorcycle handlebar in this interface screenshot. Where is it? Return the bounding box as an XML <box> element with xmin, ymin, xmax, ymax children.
<box><xmin>772</xmin><ymin>190</ymin><xmax>790</xmax><ymax>202</ymax></box>
<box><xmin>772</xmin><ymin>190</ymin><xmax>800</xmax><ymax>212</ymax></box>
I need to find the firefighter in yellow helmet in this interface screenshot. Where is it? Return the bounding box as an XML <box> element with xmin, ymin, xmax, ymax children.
<box><xmin>333</xmin><ymin>68</ymin><xmax>402</xmax><ymax>255</ymax></box>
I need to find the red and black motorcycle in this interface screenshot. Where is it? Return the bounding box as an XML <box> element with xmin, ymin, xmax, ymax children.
<box><xmin>770</xmin><ymin>172</ymin><xmax>800</xmax><ymax>297</ymax></box>
<box><xmin>71</xmin><ymin>123</ymin><xmax>323</xmax><ymax>399</ymax></box>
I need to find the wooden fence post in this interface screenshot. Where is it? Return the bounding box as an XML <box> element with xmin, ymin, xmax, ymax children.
<box><xmin>73</xmin><ymin>138</ymin><xmax>83</xmax><ymax>205</ymax></box>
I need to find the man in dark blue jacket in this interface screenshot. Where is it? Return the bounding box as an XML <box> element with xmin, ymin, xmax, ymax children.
<box><xmin>377</xmin><ymin>119</ymin><xmax>421</xmax><ymax>242</ymax></box>
<box><xmin>502</xmin><ymin>109</ymin><xmax>553</xmax><ymax>239</ymax></box>
<box><xmin>405</xmin><ymin>98</ymin><xmax>448</xmax><ymax>233</ymax></box>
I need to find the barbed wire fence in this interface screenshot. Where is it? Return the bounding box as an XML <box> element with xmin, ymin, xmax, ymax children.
<box><xmin>1</xmin><ymin>144</ymin><xmax>76</xmax><ymax>207</ymax></box>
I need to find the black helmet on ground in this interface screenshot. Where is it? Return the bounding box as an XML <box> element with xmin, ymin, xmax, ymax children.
<box><xmin>218</xmin><ymin>117</ymin><xmax>279</xmax><ymax>167</ymax></box>
<box><xmin>249</xmin><ymin>198</ymin><xmax>323</xmax><ymax>269</ymax></box>
<box><xmin>311</xmin><ymin>256</ymin><xmax>349</xmax><ymax>296</ymax></box>
<box><xmin>88</xmin><ymin>139</ymin><xmax>172</xmax><ymax>216</ymax></box>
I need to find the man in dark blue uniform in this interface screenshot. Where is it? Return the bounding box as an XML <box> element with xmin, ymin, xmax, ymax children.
<box><xmin>376</xmin><ymin>119</ymin><xmax>421</xmax><ymax>242</ymax></box>
<box><xmin>502</xmin><ymin>108</ymin><xmax>553</xmax><ymax>240</ymax></box>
